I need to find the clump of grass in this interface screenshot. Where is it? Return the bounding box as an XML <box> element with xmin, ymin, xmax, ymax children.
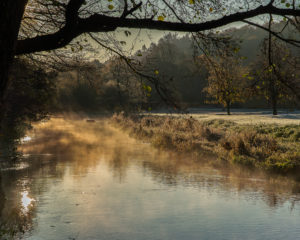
<box><xmin>254</xmin><ymin>124</ymin><xmax>300</xmax><ymax>141</ymax></box>
<box><xmin>219</xmin><ymin>130</ymin><xmax>285</xmax><ymax>169</ymax></box>
<box><xmin>112</xmin><ymin>113</ymin><xmax>221</xmax><ymax>153</ymax></box>
<box><xmin>203</xmin><ymin>119</ymin><xmax>237</xmax><ymax>129</ymax></box>
<box><xmin>111</xmin><ymin>113</ymin><xmax>300</xmax><ymax>173</ymax></box>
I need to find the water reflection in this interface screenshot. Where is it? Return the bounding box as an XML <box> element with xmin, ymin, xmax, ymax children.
<box><xmin>21</xmin><ymin>191</ymin><xmax>35</xmax><ymax>214</ymax></box>
<box><xmin>0</xmin><ymin>118</ymin><xmax>300</xmax><ymax>239</ymax></box>
<box><xmin>20</xmin><ymin>136</ymin><xmax>32</xmax><ymax>144</ymax></box>
<box><xmin>0</xmin><ymin>177</ymin><xmax>34</xmax><ymax>239</ymax></box>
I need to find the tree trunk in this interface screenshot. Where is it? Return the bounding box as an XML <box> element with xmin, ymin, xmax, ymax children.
<box><xmin>271</xmin><ymin>88</ymin><xmax>278</xmax><ymax>115</ymax></box>
<box><xmin>0</xmin><ymin>0</ymin><xmax>28</xmax><ymax>117</ymax></box>
<box><xmin>267</xmin><ymin>15</ymin><xmax>278</xmax><ymax>116</ymax></box>
<box><xmin>0</xmin><ymin>173</ymin><xmax>4</xmax><ymax>219</ymax></box>
<box><xmin>269</xmin><ymin>75</ymin><xmax>278</xmax><ymax>115</ymax></box>
<box><xmin>226</xmin><ymin>101</ymin><xmax>231</xmax><ymax>115</ymax></box>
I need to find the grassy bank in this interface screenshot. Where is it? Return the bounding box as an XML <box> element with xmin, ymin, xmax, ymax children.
<box><xmin>111</xmin><ymin>113</ymin><xmax>300</xmax><ymax>173</ymax></box>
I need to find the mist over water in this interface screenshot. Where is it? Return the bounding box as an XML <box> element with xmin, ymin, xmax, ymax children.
<box><xmin>1</xmin><ymin>117</ymin><xmax>300</xmax><ymax>239</ymax></box>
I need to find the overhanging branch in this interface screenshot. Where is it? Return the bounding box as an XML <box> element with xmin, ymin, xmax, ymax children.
<box><xmin>16</xmin><ymin>3</ymin><xmax>300</xmax><ymax>55</ymax></box>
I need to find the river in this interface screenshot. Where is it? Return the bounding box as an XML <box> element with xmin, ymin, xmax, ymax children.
<box><xmin>1</xmin><ymin>118</ymin><xmax>300</xmax><ymax>240</ymax></box>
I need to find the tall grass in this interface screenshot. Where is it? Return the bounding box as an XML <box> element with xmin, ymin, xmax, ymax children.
<box><xmin>112</xmin><ymin>113</ymin><xmax>300</xmax><ymax>173</ymax></box>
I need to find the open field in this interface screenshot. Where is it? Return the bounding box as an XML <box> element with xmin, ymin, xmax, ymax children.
<box><xmin>152</xmin><ymin>108</ymin><xmax>300</xmax><ymax>125</ymax></box>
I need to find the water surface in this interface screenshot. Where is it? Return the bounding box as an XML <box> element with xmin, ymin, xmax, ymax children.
<box><xmin>1</xmin><ymin>118</ymin><xmax>300</xmax><ymax>240</ymax></box>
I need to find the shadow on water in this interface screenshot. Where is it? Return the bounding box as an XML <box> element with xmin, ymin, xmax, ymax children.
<box><xmin>1</xmin><ymin>117</ymin><xmax>300</xmax><ymax>239</ymax></box>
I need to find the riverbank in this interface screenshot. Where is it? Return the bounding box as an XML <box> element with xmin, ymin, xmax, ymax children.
<box><xmin>111</xmin><ymin>113</ymin><xmax>300</xmax><ymax>173</ymax></box>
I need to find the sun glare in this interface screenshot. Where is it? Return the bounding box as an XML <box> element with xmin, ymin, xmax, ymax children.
<box><xmin>21</xmin><ymin>136</ymin><xmax>32</xmax><ymax>143</ymax></box>
<box><xmin>21</xmin><ymin>191</ymin><xmax>35</xmax><ymax>214</ymax></box>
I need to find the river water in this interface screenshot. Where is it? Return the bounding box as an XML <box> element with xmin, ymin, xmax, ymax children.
<box><xmin>1</xmin><ymin>118</ymin><xmax>300</xmax><ymax>240</ymax></box>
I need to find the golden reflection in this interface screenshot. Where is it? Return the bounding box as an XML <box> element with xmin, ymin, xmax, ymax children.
<box><xmin>18</xmin><ymin>116</ymin><xmax>300</xmax><ymax>209</ymax></box>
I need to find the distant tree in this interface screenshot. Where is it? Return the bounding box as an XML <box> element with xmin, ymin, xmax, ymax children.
<box><xmin>202</xmin><ymin>52</ymin><xmax>248</xmax><ymax>115</ymax></box>
<box><xmin>55</xmin><ymin>58</ymin><xmax>146</xmax><ymax>111</ymax></box>
<box><xmin>251</xmin><ymin>37</ymin><xmax>300</xmax><ymax>115</ymax></box>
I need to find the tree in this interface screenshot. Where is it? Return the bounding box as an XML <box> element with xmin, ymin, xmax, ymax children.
<box><xmin>0</xmin><ymin>59</ymin><xmax>56</xmax><ymax>155</ymax></box>
<box><xmin>202</xmin><ymin>52</ymin><xmax>248</xmax><ymax>115</ymax></box>
<box><xmin>0</xmin><ymin>1</ymin><xmax>28</xmax><ymax>111</ymax></box>
<box><xmin>251</xmin><ymin>38</ymin><xmax>300</xmax><ymax>115</ymax></box>
<box><xmin>55</xmin><ymin>58</ymin><xmax>144</xmax><ymax>111</ymax></box>
<box><xmin>2</xmin><ymin>0</ymin><xmax>300</xmax><ymax>118</ymax></box>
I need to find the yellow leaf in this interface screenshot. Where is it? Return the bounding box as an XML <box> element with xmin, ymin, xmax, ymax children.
<box><xmin>108</xmin><ymin>4</ymin><xmax>114</xmax><ymax>10</ymax></box>
<box><xmin>189</xmin><ymin>0</ymin><xmax>195</xmax><ymax>4</ymax></box>
<box><xmin>157</xmin><ymin>16</ymin><xmax>164</xmax><ymax>21</ymax></box>
<box><xmin>154</xmin><ymin>70</ymin><xmax>159</xmax><ymax>75</ymax></box>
